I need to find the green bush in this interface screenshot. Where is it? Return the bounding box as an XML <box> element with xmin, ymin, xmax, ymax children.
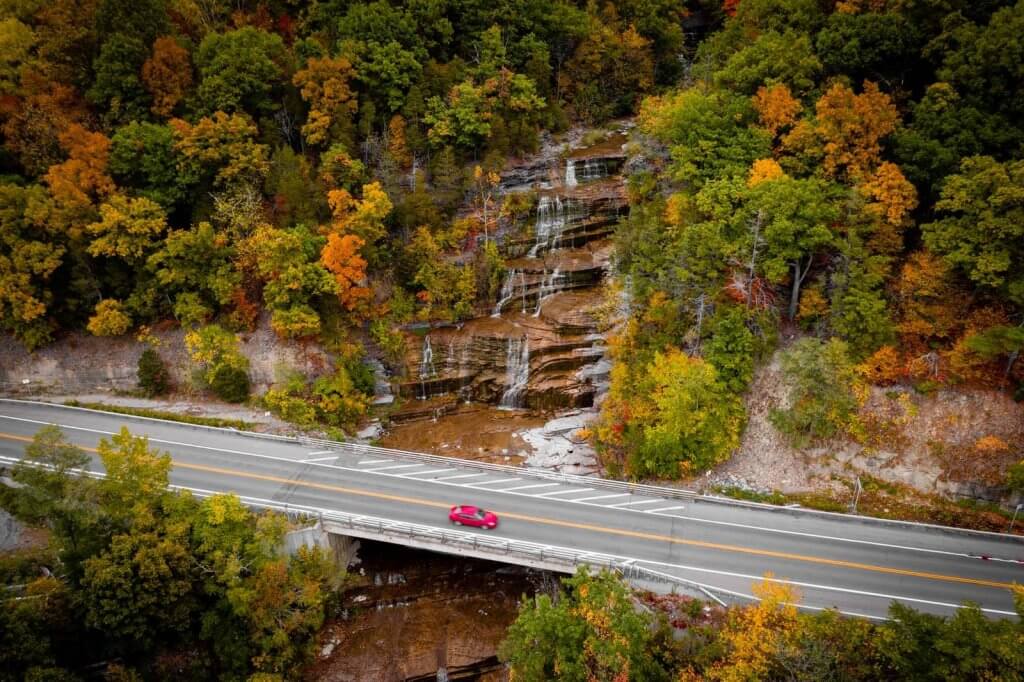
<box><xmin>208</xmin><ymin>363</ymin><xmax>250</xmax><ymax>403</ymax></box>
<box><xmin>1008</xmin><ymin>462</ymin><xmax>1024</xmax><ymax>494</ymax></box>
<box><xmin>770</xmin><ymin>337</ymin><xmax>861</xmax><ymax>447</ymax></box>
<box><xmin>136</xmin><ymin>348</ymin><xmax>170</xmax><ymax>397</ymax></box>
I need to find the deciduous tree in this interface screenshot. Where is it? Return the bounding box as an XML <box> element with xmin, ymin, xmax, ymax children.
<box><xmin>922</xmin><ymin>156</ymin><xmax>1024</xmax><ymax>306</ymax></box>
<box><xmin>86</xmin><ymin>194</ymin><xmax>166</xmax><ymax>263</ymax></box>
<box><xmin>814</xmin><ymin>80</ymin><xmax>899</xmax><ymax>180</ymax></box>
<box><xmin>194</xmin><ymin>27</ymin><xmax>286</xmax><ymax>115</ymax></box>
<box><xmin>293</xmin><ymin>56</ymin><xmax>358</xmax><ymax>148</ymax></box>
<box><xmin>141</xmin><ymin>36</ymin><xmax>192</xmax><ymax>118</ymax></box>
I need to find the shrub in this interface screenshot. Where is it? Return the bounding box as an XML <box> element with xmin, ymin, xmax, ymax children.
<box><xmin>703</xmin><ymin>306</ymin><xmax>755</xmax><ymax>393</ymax></box>
<box><xmin>208</xmin><ymin>363</ymin><xmax>250</xmax><ymax>403</ymax></box>
<box><xmin>770</xmin><ymin>337</ymin><xmax>862</xmax><ymax>447</ymax></box>
<box><xmin>137</xmin><ymin>348</ymin><xmax>170</xmax><ymax>397</ymax></box>
<box><xmin>185</xmin><ymin>325</ymin><xmax>251</xmax><ymax>402</ymax></box>
<box><xmin>1008</xmin><ymin>462</ymin><xmax>1024</xmax><ymax>494</ymax></box>
<box><xmin>858</xmin><ymin>345</ymin><xmax>904</xmax><ymax>385</ymax></box>
<box><xmin>87</xmin><ymin>299</ymin><xmax>132</xmax><ymax>336</ymax></box>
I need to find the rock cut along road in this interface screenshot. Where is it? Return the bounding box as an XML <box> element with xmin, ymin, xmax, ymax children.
<box><xmin>0</xmin><ymin>399</ymin><xmax>1021</xmax><ymax>621</ymax></box>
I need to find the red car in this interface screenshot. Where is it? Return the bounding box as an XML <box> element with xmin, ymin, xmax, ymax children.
<box><xmin>449</xmin><ymin>504</ymin><xmax>499</xmax><ymax>529</ymax></box>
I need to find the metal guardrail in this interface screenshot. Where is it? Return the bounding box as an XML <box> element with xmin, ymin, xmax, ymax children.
<box><xmin>297</xmin><ymin>435</ymin><xmax>698</xmax><ymax>502</ymax></box>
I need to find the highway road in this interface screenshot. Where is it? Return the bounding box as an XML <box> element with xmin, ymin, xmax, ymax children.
<box><xmin>1</xmin><ymin>399</ymin><xmax>1021</xmax><ymax>621</ymax></box>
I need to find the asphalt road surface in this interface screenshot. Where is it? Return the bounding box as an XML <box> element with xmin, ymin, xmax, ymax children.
<box><xmin>1</xmin><ymin>399</ymin><xmax>1021</xmax><ymax>620</ymax></box>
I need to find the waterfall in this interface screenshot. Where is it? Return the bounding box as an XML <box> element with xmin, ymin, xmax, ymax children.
<box><xmin>492</xmin><ymin>268</ymin><xmax>519</xmax><ymax>316</ymax></box>
<box><xmin>534</xmin><ymin>267</ymin><xmax>563</xmax><ymax>316</ymax></box>
<box><xmin>586</xmin><ymin>158</ymin><xmax>605</xmax><ymax>181</ymax></box>
<box><xmin>565</xmin><ymin>158</ymin><xmax>577</xmax><ymax>187</ymax></box>
<box><xmin>530</xmin><ymin>196</ymin><xmax>576</xmax><ymax>257</ymax></box>
<box><xmin>519</xmin><ymin>269</ymin><xmax>527</xmax><ymax>314</ymax></box>
<box><xmin>445</xmin><ymin>338</ymin><xmax>456</xmax><ymax>372</ymax></box>
<box><xmin>418</xmin><ymin>335</ymin><xmax>435</xmax><ymax>400</ymax></box>
<box><xmin>498</xmin><ymin>336</ymin><xmax>530</xmax><ymax>409</ymax></box>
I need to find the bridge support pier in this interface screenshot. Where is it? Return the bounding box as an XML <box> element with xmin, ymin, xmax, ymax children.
<box><xmin>284</xmin><ymin>522</ymin><xmax>361</xmax><ymax>569</ymax></box>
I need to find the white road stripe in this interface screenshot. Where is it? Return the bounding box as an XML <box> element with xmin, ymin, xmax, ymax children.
<box><xmin>358</xmin><ymin>459</ymin><xmax>391</xmax><ymax>465</ymax></box>
<box><xmin>305</xmin><ymin>455</ymin><xmax>338</xmax><ymax>462</ymax></box>
<box><xmin>633</xmin><ymin>557</ymin><xmax>1018</xmax><ymax>617</ymax></box>
<box><xmin>573</xmin><ymin>493</ymin><xmax>631</xmax><ymax>502</ymax></box>
<box><xmin>536</xmin><ymin>488</ymin><xmax>594</xmax><ymax>498</ymax></box>
<box><xmin>501</xmin><ymin>482</ymin><xmax>561</xmax><ymax>491</ymax></box>
<box><xmin>435</xmin><ymin>472</ymin><xmax>489</xmax><ymax>481</ymax></box>
<box><xmin>609</xmin><ymin>498</ymin><xmax>663</xmax><ymax>508</ymax></box>
<box><xmin>403</xmin><ymin>468</ymin><xmax>454</xmax><ymax>477</ymax></box>
<box><xmin>364</xmin><ymin>463</ymin><xmax>426</xmax><ymax>471</ymax></box>
<box><xmin>470</xmin><ymin>477</ymin><xmax>522</xmax><ymax>486</ymax></box>
<box><xmin>308</xmin><ymin>450</ymin><xmax>333</xmax><ymax>456</ymax></box>
<box><xmin>648</xmin><ymin>505</ymin><xmax>688</xmax><ymax>514</ymax></box>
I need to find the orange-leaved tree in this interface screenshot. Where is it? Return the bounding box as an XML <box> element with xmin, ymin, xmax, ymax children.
<box><xmin>142</xmin><ymin>37</ymin><xmax>193</xmax><ymax>118</ymax></box>
<box><xmin>710</xmin><ymin>575</ymin><xmax>801</xmax><ymax>681</ymax></box>
<box><xmin>44</xmin><ymin>123</ymin><xmax>116</xmax><ymax>210</ymax></box>
<box><xmin>320</xmin><ymin>232</ymin><xmax>370</xmax><ymax>312</ymax></box>
<box><xmin>752</xmin><ymin>83</ymin><xmax>801</xmax><ymax>139</ymax></box>
<box><xmin>293</xmin><ymin>56</ymin><xmax>358</xmax><ymax>148</ymax></box>
<box><xmin>814</xmin><ymin>80</ymin><xmax>899</xmax><ymax>181</ymax></box>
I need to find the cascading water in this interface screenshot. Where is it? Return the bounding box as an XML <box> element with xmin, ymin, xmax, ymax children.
<box><xmin>418</xmin><ymin>335</ymin><xmax>435</xmax><ymax>400</ymax></box>
<box><xmin>445</xmin><ymin>338</ymin><xmax>456</xmax><ymax>372</ymax></box>
<box><xmin>530</xmin><ymin>196</ymin><xmax>576</xmax><ymax>257</ymax></box>
<box><xmin>581</xmin><ymin>158</ymin><xmax>606</xmax><ymax>183</ymax></box>
<box><xmin>498</xmin><ymin>336</ymin><xmax>530</xmax><ymax>409</ymax></box>
<box><xmin>518</xmin><ymin>269</ymin><xmax>528</xmax><ymax>313</ymax></box>
<box><xmin>565</xmin><ymin>158</ymin><xmax>577</xmax><ymax>187</ymax></box>
<box><xmin>492</xmin><ymin>268</ymin><xmax>519</xmax><ymax>316</ymax></box>
<box><xmin>534</xmin><ymin>267</ymin><xmax>564</xmax><ymax>316</ymax></box>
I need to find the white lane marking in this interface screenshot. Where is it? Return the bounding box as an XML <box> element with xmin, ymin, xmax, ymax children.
<box><xmin>501</xmin><ymin>482</ymin><xmax>561</xmax><ymax>492</ymax></box>
<box><xmin>404</xmin><ymin>468</ymin><xmax>454</xmax><ymax>477</ymax></box>
<box><xmin>633</xmin><ymin>557</ymin><xmax>1019</xmax><ymax>617</ymax></box>
<box><xmin>609</xmin><ymin>498</ymin><xmax>664</xmax><ymax>508</ymax></box>
<box><xmin>648</xmin><ymin>505</ymin><xmax>688</xmax><ymax>514</ymax></box>
<box><xmin>574</xmin><ymin>493</ymin><xmax>632</xmax><ymax>502</ymax></box>
<box><xmin>358</xmin><ymin>459</ymin><xmax>391</xmax><ymax>465</ymax></box>
<box><xmin>3</xmin><ymin>413</ymin><xmax>1018</xmax><ymax>567</ymax></box>
<box><xmin>305</xmin><ymin>455</ymin><xmax>338</xmax><ymax>463</ymax></box>
<box><xmin>644</xmin><ymin>510</ymin><xmax>1024</xmax><ymax>564</ymax></box>
<box><xmin>363</xmin><ymin>463</ymin><xmax>425</xmax><ymax>471</ymax></box>
<box><xmin>308</xmin><ymin>450</ymin><xmax>333</xmax><ymax>456</ymax></box>
<box><xmin>0</xmin><ymin>451</ymin><xmax>1007</xmax><ymax>620</ymax></box>
<box><xmin>536</xmin><ymin>488</ymin><xmax>594</xmax><ymax>498</ymax></box>
<box><xmin>435</xmin><ymin>473</ymin><xmax>489</xmax><ymax>481</ymax></box>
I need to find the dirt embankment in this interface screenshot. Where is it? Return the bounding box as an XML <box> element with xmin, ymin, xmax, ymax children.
<box><xmin>0</xmin><ymin>313</ymin><xmax>330</xmax><ymax>397</ymax></box>
<box><xmin>696</xmin><ymin>348</ymin><xmax>1024</xmax><ymax>508</ymax></box>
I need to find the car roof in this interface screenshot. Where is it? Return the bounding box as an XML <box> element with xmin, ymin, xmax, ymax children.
<box><xmin>457</xmin><ymin>504</ymin><xmax>480</xmax><ymax>512</ymax></box>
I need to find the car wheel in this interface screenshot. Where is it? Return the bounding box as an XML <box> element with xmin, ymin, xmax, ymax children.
<box><xmin>453</xmin><ymin>520</ymin><xmax>462</xmax><ymax>526</ymax></box>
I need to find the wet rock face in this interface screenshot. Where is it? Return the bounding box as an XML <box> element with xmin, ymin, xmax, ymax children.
<box><xmin>397</xmin><ymin>126</ymin><xmax>629</xmax><ymax>415</ymax></box>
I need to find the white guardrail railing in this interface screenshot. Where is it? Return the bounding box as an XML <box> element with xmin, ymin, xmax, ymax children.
<box><xmin>296</xmin><ymin>435</ymin><xmax>698</xmax><ymax>503</ymax></box>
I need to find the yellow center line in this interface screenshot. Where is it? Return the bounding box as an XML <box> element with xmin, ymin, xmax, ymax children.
<box><xmin>1</xmin><ymin>431</ymin><xmax>1016</xmax><ymax>592</ymax></box>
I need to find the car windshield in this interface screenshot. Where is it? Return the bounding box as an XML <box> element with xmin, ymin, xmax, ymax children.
<box><xmin>468</xmin><ymin>508</ymin><xmax>487</xmax><ymax>519</ymax></box>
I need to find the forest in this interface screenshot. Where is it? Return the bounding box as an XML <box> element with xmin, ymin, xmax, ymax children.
<box><xmin>2</xmin><ymin>0</ymin><xmax>1024</xmax><ymax>677</ymax></box>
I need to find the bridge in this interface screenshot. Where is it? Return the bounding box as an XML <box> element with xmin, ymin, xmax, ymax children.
<box><xmin>1</xmin><ymin>399</ymin><xmax>1021</xmax><ymax>620</ymax></box>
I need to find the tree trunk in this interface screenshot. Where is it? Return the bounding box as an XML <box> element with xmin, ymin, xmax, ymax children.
<box><xmin>788</xmin><ymin>259</ymin><xmax>804</xmax><ymax>321</ymax></box>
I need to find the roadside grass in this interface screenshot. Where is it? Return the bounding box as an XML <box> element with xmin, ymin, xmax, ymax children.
<box><xmin>710</xmin><ymin>477</ymin><xmax>1018</xmax><ymax>534</ymax></box>
<box><xmin>63</xmin><ymin>400</ymin><xmax>254</xmax><ymax>431</ymax></box>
